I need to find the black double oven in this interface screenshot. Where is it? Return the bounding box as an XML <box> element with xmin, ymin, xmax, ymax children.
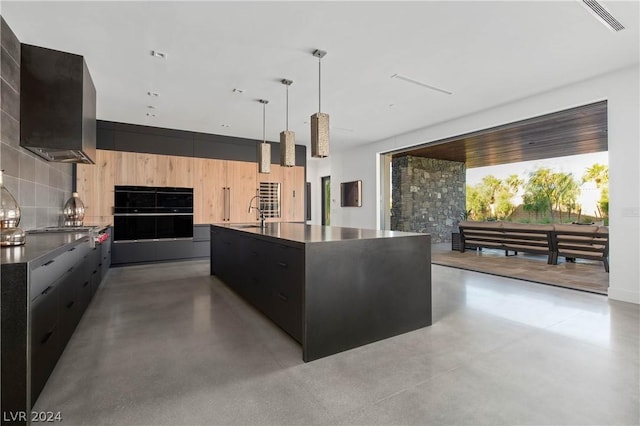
<box><xmin>114</xmin><ymin>186</ymin><xmax>193</xmax><ymax>242</ymax></box>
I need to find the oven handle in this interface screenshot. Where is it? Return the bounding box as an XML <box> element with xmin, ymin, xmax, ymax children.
<box><xmin>114</xmin><ymin>213</ymin><xmax>194</xmax><ymax>216</ymax></box>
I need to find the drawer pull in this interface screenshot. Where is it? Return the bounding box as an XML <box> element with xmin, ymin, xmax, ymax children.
<box><xmin>41</xmin><ymin>326</ymin><xmax>56</xmax><ymax>344</ymax></box>
<box><xmin>83</xmin><ymin>281</ymin><xmax>90</xmax><ymax>288</ymax></box>
<box><xmin>43</xmin><ymin>260</ymin><xmax>55</xmax><ymax>266</ymax></box>
<box><xmin>278</xmin><ymin>292</ymin><xmax>288</xmax><ymax>301</ymax></box>
<box><xmin>67</xmin><ymin>247</ymin><xmax>76</xmax><ymax>252</ymax></box>
<box><xmin>92</xmin><ymin>270</ymin><xmax>98</xmax><ymax>275</ymax></box>
<box><xmin>41</xmin><ymin>286</ymin><xmax>53</xmax><ymax>295</ymax></box>
<box><xmin>277</xmin><ymin>261</ymin><xmax>288</xmax><ymax>268</ymax></box>
<box><xmin>66</xmin><ymin>301</ymin><xmax>75</xmax><ymax>309</ymax></box>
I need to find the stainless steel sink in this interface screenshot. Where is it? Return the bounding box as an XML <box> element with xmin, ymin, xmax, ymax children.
<box><xmin>233</xmin><ymin>224</ymin><xmax>263</xmax><ymax>229</ymax></box>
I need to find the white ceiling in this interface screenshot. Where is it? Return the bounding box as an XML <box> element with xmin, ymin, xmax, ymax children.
<box><xmin>2</xmin><ymin>1</ymin><xmax>638</xmax><ymax>151</ymax></box>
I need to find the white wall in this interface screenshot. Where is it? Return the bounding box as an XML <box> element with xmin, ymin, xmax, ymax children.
<box><xmin>307</xmin><ymin>65</ymin><xmax>639</xmax><ymax>304</ymax></box>
<box><xmin>306</xmin><ymin>157</ymin><xmax>331</xmax><ymax>225</ymax></box>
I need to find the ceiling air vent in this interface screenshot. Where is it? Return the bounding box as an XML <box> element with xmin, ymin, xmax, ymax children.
<box><xmin>581</xmin><ymin>0</ymin><xmax>625</xmax><ymax>32</ymax></box>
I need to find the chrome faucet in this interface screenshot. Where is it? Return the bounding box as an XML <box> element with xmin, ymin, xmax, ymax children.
<box><xmin>248</xmin><ymin>195</ymin><xmax>266</xmax><ymax>229</ymax></box>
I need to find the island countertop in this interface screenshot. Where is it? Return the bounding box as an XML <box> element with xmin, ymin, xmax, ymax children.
<box><xmin>214</xmin><ymin>222</ymin><xmax>425</xmax><ymax>247</ymax></box>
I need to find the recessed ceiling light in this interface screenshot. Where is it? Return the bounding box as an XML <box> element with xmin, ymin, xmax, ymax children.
<box><xmin>232</xmin><ymin>88</ymin><xmax>244</xmax><ymax>94</ymax></box>
<box><xmin>147</xmin><ymin>91</ymin><xmax>160</xmax><ymax>97</ymax></box>
<box><xmin>391</xmin><ymin>73</ymin><xmax>453</xmax><ymax>95</ymax></box>
<box><xmin>150</xmin><ymin>50</ymin><xmax>167</xmax><ymax>59</ymax></box>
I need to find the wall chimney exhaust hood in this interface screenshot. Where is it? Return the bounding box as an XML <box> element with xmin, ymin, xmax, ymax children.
<box><xmin>20</xmin><ymin>44</ymin><xmax>96</xmax><ymax>164</ymax></box>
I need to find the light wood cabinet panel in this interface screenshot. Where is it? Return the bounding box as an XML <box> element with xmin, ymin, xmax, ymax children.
<box><xmin>167</xmin><ymin>155</ymin><xmax>193</xmax><ymax>188</ymax></box>
<box><xmin>227</xmin><ymin>160</ymin><xmax>258</xmax><ymax>223</ymax></box>
<box><xmin>282</xmin><ymin>166</ymin><xmax>305</xmax><ymax>222</ymax></box>
<box><xmin>77</xmin><ymin>150</ymin><xmax>115</xmax><ymax>222</ymax></box>
<box><xmin>193</xmin><ymin>158</ymin><xmax>227</xmax><ymax>224</ymax></box>
<box><xmin>135</xmin><ymin>153</ymin><xmax>157</xmax><ymax>186</ymax></box>
<box><xmin>114</xmin><ymin>151</ymin><xmax>139</xmax><ymax>185</ymax></box>
<box><xmin>95</xmin><ymin>150</ymin><xmax>115</xmax><ymax>220</ymax></box>
<box><xmin>77</xmin><ymin>149</ymin><xmax>305</xmax><ymax>226</ymax></box>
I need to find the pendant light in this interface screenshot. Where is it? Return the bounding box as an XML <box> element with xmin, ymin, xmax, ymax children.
<box><xmin>311</xmin><ymin>49</ymin><xmax>329</xmax><ymax>158</ymax></box>
<box><xmin>258</xmin><ymin>99</ymin><xmax>271</xmax><ymax>174</ymax></box>
<box><xmin>280</xmin><ymin>79</ymin><xmax>295</xmax><ymax>167</ymax></box>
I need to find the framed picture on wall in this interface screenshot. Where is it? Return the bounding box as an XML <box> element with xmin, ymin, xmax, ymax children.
<box><xmin>340</xmin><ymin>180</ymin><xmax>362</xmax><ymax>207</ymax></box>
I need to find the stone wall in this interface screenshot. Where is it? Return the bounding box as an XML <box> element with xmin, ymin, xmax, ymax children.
<box><xmin>1</xmin><ymin>17</ymin><xmax>73</xmax><ymax>230</ymax></box>
<box><xmin>391</xmin><ymin>156</ymin><xmax>465</xmax><ymax>243</ymax></box>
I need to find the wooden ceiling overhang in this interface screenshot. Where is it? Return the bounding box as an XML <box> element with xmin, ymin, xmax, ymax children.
<box><xmin>391</xmin><ymin>101</ymin><xmax>608</xmax><ymax>169</ymax></box>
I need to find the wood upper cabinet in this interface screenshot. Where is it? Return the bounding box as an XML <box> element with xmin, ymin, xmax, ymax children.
<box><xmin>282</xmin><ymin>166</ymin><xmax>305</xmax><ymax>222</ymax></box>
<box><xmin>76</xmin><ymin>149</ymin><xmax>304</xmax><ymax>225</ymax></box>
<box><xmin>76</xmin><ymin>149</ymin><xmax>115</xmax><ymax>222</ymax></box>
<box><xmin>193</xmin><ymin>158</ymin><xmax>227</xmax><ymax>224</ymax></box>
<box><xmin>227</xmin><ymin>160</ymin><xmax>258</xmax><ymax>223</ymax></box>
<box><xmin>114</xmin><ymin>151</ymin><xmax>193</xmax><ymax>187</ymax></box>
<box><xmin>194</xmin><ymin>158</ymin><xmax>258</xmax><ymax>224</ymax></box>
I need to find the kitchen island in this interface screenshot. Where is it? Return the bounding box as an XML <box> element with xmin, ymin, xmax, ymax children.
<box><xmin>210</xmin><ymin>223</ymin><xmax>431</xmax><ymax>361</ymax></box>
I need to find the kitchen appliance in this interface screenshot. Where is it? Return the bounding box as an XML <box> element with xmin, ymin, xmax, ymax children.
<box><xmin>20</xmin><ymin>44</ymin><xmax>96</xmax><ymax>164</ymax></box>
<box><xmin>113</xmin><ymin>186</ymin><xmax>193</xmax><ymax>241</ymax></box>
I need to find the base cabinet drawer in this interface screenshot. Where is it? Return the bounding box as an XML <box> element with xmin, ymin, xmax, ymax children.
<box><xmin>58</xmin><ymin>265</ymin><xmax>85</xmax><ymax>350</ymax></box>
<box><xmin>30</xmin><ymin>284</ymin><xmax>60</xmax><ymax>403</ymax></box>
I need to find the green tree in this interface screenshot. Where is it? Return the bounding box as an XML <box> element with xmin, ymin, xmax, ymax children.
<box><xmin>505</xmin><ymin>174</ymin><xmax>524</xmax><ymax>194</ymax></box>
<box><xmin>466</xmin><ymin>175</ymin><xmax>518</xmax><ymax>221</ymax></box>
<box><xmin>582</xmin><ymin>163</ymin><xmax>609</xmax><ymax>188</ymax></box>
<box><xmin>523</xmin><ymin>168</ymin><xmax>580</xmax><ymax>222</ymax></box>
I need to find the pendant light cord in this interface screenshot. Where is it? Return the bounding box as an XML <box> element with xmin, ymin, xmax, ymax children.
<box><xmin>262</xmin><ymin>102</ymin><xmax>266</xmax><ymax>144</ymax></box>
<box><xmin>286</xmin><ymin>84</ymin><xmax>289</xmax><ymax>131</ymax></box>
<box><xmin>318</xmin><ymin>56</ymin><xmax>322</xmax><ymax>113</ymax></box>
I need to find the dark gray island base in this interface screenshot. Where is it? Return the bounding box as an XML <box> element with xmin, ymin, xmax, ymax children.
<box><xmin>210</xmin><ymin>223</ymin><xmax>432</xmax><ymax>362</ymax></box>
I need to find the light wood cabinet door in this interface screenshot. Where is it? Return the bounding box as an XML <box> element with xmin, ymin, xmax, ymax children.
<box><xmin>77</xmin><ymin>149</ymin><xmax>115</xmax><ymax>222</ymax></box>
<box><xmin>155</xmin><ymin>154</ymin><xmax>193</xmax><ymax>188</ymax></box>
<box><xmin>114</xmin><ymin>151</ymin><xmax>139</xmax><ymax>185</ymax></box>
<box><xmin>193</xmin><ymin>158</ymin><xmax>227</xmax><ymax>224</ymax></box>
<box><xmin>227</xmin><ymin>160</ymin><xmax>258</xmax><ymax>223</ymax></box>
<box><xmin>282</xmin><ymin>166</ymin><xmax>305</xmax><ymax>222</ymax></box>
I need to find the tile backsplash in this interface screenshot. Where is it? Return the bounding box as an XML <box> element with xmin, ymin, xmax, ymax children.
<box><xmin>1</xmin><ymin>16</ymin><xmax>73</xmax><ymax>230</ymax></box>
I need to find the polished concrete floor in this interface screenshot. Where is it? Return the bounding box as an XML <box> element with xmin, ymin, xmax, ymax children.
<box><xmin>34</xmin><ymin>260</ymin><xmax>639</xmax><ymax>425</ymax></box>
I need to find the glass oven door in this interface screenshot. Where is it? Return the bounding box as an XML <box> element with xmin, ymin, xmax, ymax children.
<box><xmin>113</xmin><ymin>216</ymin><xmax>156</xmax><ymax>241</ymax></box>
<box><xmin>156</xmin><ymin>215</ymin><xmax>193</xmax><ymax>239</ymax></box>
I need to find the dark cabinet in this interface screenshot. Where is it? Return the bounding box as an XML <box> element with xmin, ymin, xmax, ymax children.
<box><xmin>112</xmin><ymin>225</ymin><xmax>209</xmax><ymax>265</ymax></box>
<box><xmin>28</xmin><ymin>237</ymin><xmax>110</xmax><ymax>404</ymax></box>
<box><xmin>30</xmin><ymin>279</ymin><xmax>60</xmax><ymax>403</ymax></box>
<box><xmin>58</xmin><ymin>263</ymin><xmax>85</xmax><ymax>351</ymax></box>
<box><xmin>210</xmin><ymin>227</ymin><xmax>303</xmax><ymax>342</ymax></box>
